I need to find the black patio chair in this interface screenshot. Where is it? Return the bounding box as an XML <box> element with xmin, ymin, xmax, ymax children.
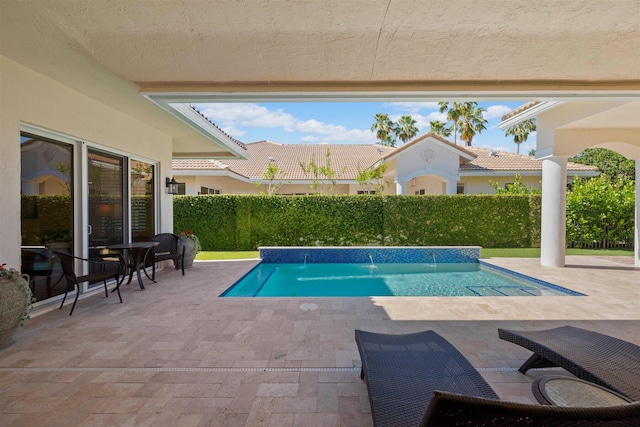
<box><xmin>53</xmin><ymin>251</ymin><xmax>122</xmax><ymax>315</ymax></box>
<box><xmin>148</xmin><ymin>233</ymin><xmax>185</xmax><ymax>280</ymax></box>
<box><xmin>21</xmin><ymin>248</ymin><xmax>56</xmax><ymax>298</ymax></box>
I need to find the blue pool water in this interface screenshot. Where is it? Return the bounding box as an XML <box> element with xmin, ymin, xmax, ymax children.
<box><xmin>221</xmin><ymin>261</ymin><xmax>583</xmax><ymax>297</ymax></box>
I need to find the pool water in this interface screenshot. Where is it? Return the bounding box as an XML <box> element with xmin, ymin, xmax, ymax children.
<box><xmin>221</xmin><ymin>262</ymin><xmax>582</xmax><ymax>297</ymax></box>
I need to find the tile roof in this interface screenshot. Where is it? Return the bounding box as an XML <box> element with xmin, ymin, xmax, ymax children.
<box><xmin>173</xmin><ymin>141</ymin><xmax>395</xmax><ymax>180</ymax></box>
<box><xmin>173</xmin><ymin>141</ymin><xmax>599</xmax><ymax>179</ymax></box>
<box><xmin>382</xmin><ymin>132</ymin><xmax>476</xmax><ymax>161</ymax></box>
<box><xmin>501</xmin><ymin>101</ymin><xmax>540</xmax><ymax>121</ymax></box>
<box><xmin>461</xmin><ymin>147</ymin><xmax>599</xmax><ymax>172</ymax></box>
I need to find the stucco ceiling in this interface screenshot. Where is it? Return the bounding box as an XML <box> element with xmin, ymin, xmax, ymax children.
<box><xmin>2</xmin><ymin>0</ymin><xmax>639</xmax><ymax>96</ymax></box>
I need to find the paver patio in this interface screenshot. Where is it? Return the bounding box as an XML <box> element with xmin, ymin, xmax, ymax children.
<box><xmin>0</xmin><ymin>255</ymin><xmax>638</xmax><ymax>426</ymax></box>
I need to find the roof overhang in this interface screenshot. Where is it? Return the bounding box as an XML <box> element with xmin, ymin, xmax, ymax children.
<box><xmin>146</xmin><ymin>98</ymin><xmax>248</xmax><ymax>159</ymax></box>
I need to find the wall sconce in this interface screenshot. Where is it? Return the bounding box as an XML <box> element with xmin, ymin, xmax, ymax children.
<box><xmin>411</xmin><ymin>177</ymin><xmax>417</xmax><ymax>187</ymax></box>
<box><xmin>166</xmin><ymin>177</ymin><xmax>179</xmax><ymax>195</ymax></box>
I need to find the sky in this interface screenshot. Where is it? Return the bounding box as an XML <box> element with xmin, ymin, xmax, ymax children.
<box><xmin>193</xmin><ymin>101</ymin><xmax>536</xmax><ymax>154</ymax></box>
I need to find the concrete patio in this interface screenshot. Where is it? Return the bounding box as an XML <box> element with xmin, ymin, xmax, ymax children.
<box><xmin>0</xmin><ymin>255</ymin><xmax>638</xmax><ymax>426</ymax></box>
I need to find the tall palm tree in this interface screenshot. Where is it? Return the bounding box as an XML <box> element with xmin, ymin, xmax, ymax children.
<box><xmin>438</xmin><ymin>102</ymin><xmax>465</xmax><ymax>144</ymax></box>
<box><xmin>505</xmin><ymin>118</ymin><xmax>536</xmax><ymax>154</ymax></box>
<box><xmin>458</xmin><ymin>103</ymin><xmax>487</xmax><ymax>147</ymax></box>
<box><xmin>370</xmin><ymin>113</ymin><xmax>395</xmax><ymax>147</ymax></box>
<box><xmin>393</xmin><ymin>115</ymin><xmax>419</xmax><ymax>145</ymax></box>
<box><xmin>429</xmin><ymin>120</ymin><xmax>452</xmax><ymax>138</ymax></box>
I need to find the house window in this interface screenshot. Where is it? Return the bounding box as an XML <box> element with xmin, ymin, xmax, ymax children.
<box><xmin>456</xmin><ymin>183</ymin><xmax>465</xmax><ymax>194</ymax></box>
<box><xmin>357</xmin><ymin>190</ymin><xmax>377</xmax><ymax>195</ymax></box>
<box><xmin>177</xmin><ymin>183</ymin><xmax>186</xmax><ymax>195</ymax></box>
<box><xmin>199</xmin><ymin>186</ymin><xmax>221</xmax><ymax>195</ymax></box>
<box><xmin>414</xmin><ymin>189</ymin><xmax>426</xmax><ymax>195</ymax></box>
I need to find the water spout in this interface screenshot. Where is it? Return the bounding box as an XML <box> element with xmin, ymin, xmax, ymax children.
<box><xmin>368</xmin><ymin>253</ymin><xmax>375</xmax><ymax>267</ymax></box>
<box><xmin>304</xmin><ymin>254</ymin><xmax>309</xmax><ymax>266</ymax></box>
<box><xmin>429</xmin><ymin>252</ymin><xmax>437</xmax><ymax>268</ymax></box>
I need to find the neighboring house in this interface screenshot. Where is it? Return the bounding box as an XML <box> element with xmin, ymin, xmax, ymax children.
<box><xmin>173</xmin><ymin>133</ymin><xmax>599</xmax><ymax>195</ymax></box>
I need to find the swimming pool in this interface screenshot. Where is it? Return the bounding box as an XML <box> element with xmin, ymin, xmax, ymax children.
<box><xmin>221</xmin><ymin>261</ymin><xmax>583</xmax><ymax>298</ymax></box>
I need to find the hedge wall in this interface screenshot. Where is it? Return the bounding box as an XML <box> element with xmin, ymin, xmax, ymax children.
<box><xmin>173</xmin><ymin>194</ymin><xmax>542</xmax><ymax>250</ymax></box>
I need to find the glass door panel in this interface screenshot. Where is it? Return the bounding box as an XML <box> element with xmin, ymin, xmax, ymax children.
<box><xmin>20</xmin><ymin>132</ymin><xmax>74</xmax><ymax>302</ymax></box>
<box><xmin>88</xmin><ymin>149</ymin><xmax>125</xmax><ymax>251</ymax></box>
<box><xmin>130</xmin><ymin>160</ymin><xmax>155</xmax><ymax>241</ymax></box>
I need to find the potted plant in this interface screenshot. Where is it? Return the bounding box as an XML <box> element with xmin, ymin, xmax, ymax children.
<box><xmin>0</xmin><ymin>263</ymin><xmax>34</xmax><ymax>350</ymax></box>
<box><xmin>178</xmin><ymin>230</ymin><xmax>201</xmax><ymax>269</ymax></box>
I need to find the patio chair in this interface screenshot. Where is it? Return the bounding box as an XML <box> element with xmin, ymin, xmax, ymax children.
<box><xmin>21</xmin><ymin>248</ymin><xmax>56</xmax><ymax>298</ymax></box>
<box><xmin>148</xmin><ymin>233</ymin><xmax>185</xmax><ymax>280</ymax></box>
<box><xmin>356</xmin><ymin>329</ymin><xmax>640</xmax><ymax>427</ymax></box>
<box><xmin>498</xmin><ymin>325</ymin><xmax>640</xmax><ymax>401</ymax></box>
<box><xmin>53</xmin><ymin>251</ymin><xmax>122</xmax><ymax>315</ymax></box>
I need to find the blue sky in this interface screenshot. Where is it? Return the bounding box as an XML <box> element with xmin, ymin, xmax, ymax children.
<box><xmin>193</xmin><ymin>101</ymin><xmax>536</xmax><ymax>154</ymax></box>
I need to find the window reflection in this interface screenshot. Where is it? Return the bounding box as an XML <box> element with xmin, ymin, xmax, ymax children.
<box><xmin>20</xmin><ymin>133</ymin><xmax>73</xmax><ymax>302</ymax></box>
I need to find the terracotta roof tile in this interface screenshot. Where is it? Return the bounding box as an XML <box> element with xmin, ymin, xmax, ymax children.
<box><xmin>173</xmin><ymin>142</ymin><xmax>599</xmax><ymax>179</ymax></box>
<box><xmin>383</xmin><ymin>132</ymin><xmax>476</xmax><ymax>160</ymax></box>
<box><xmin>224</xmin><ymin>141</ymin><xmax>394</xmax><ymax>180</ymax></box>
<box><xmin>461</xmin><ymin>147</ymin><xmax>599</xmax><ymax>172</ymax></box>
<box><xmin>501</xmin><ymin>101</ymin><xmax>540</xmax><ymax>121</ymax></box>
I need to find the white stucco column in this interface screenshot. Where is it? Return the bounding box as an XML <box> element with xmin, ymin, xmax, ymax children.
<box><xmin>396</xmin><ymin>181</ymin><xmax>406</xmax><ymax>195</ymax></box>
<box><xmin>540</xmin><ymin>157</ymin><xmax>568</xmax><ymax>267</ymax></box>
<box><xmin>635</xmin><ymin>159</ymin><xmax>640</xmax><ymax>267</ymax></box>
<box><xmin>445</xmin><ymin>180</ymin><xmax>457</xmax><ymax>195</ymax></box>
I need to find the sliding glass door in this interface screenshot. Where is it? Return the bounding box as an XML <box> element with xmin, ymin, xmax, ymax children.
<box><xmin>20</xmin><ymin>129</ymin><xmax>159</xmax><ymax>303</ymax></box>
<box><xmin>87</xmin><ymin>149</ymin><xmax>126</xmax><ymax>250</ymax></box>
<box><xmin>20</xmin><ymin>133</ymin><xmax>74</xmax><ymax>301</ymax></box>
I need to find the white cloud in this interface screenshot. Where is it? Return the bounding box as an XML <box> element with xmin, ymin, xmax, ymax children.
<box><xmin>385</xmin><ymin>102</ymin><xmax>440</xmax><ymax>113</ymax></box>
<box><xmin>300</xmin><ymin>135</ymin><xmax>319</xmax><ymax>142</ymax></box>
<box><xmin>483</xmin><ymin>105</ymin><xmax>513</xmax><ymax>120</ymax></box>
<box><xmin>193</xmin><ymin>103</ymin><xmax>297</xmax><ymax>130</ymax></box>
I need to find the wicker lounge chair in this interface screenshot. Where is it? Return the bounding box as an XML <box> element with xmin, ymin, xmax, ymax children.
<box><xmin>498</xmin><ymin>326</ymin><xmax>640</xmax><ymax>401</ymax></box>
<box><xmin>356</xmin><ymin>329</ymin><xmax>500</xmax><ymax>427</ymax></box>
<box><xmin>422</xmin><ymin>391</ymin><xmax>640</xmax><ymax>426</ymax></box>
<box><xmin>356</xmin><ymin>329</ymin><xmax>640</xmax><ymax>427</ymax></box>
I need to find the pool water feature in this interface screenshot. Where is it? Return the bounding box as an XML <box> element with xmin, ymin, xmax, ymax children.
<box><xmin>221</xmin><ymin>247</ymin><xmax>583</xmax><ymax>298</ymax></box>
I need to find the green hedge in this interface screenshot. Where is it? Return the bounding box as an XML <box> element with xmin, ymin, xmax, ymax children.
<box><xmin>174</xmin><ymin>194</ymin><xmax>542</xmax><ymax>250</ymax></box>
<box><xmin>566</xmin><ymin>176</ymin><xmax>635</xmax><ymax>248</ymax></box>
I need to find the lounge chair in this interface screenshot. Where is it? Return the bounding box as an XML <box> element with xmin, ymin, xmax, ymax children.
<box><xmin>356</xmin><ymin>329</ymin><xmax>640</xmax><ymax>427</ymax></box>
<box><xmin>422</xmin><ymin>391</ymin><xmax>640</xmax><ymax>426</ymax></box>
<box><xmin>498</xmin><ymin>325</ymin><xmax>640</xmax><ymax>401</ymax></box>
<box><xmin>356</xmin><ymin>329</ymin><xmax>499</xmax><ymax>427</ymax></box>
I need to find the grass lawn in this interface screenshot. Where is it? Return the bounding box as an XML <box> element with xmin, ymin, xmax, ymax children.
<box><xmin>197</xmin><ymin>248</ymin><xmax>633</xmax><ymax>260</ymax></box>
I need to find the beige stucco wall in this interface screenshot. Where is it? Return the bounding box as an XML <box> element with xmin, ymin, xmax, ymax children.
<box><xmin>461</xmin><ymin>175</ymin><xmax>542</xmax><ymax>194</ymax></box>
<box><xmin>1</xmin><ymin>55</ymin><xmax>174</xmax><ymax>267</ymax></box>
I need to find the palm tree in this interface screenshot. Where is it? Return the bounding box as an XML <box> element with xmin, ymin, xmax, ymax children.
<box><xmin>370</xmin><ymin>113</ymin><xmax>395</xmax><ymax>147</ymax></box>
<box><xmin>429</xmin><ymin>120</ymin><xmax>452</xmax><ymax>138</ymax></box>
<box><xmin>393</xmin><ymin>115</ymin><xmax>419</xmax><ymax>145</ymax></box>
<box><xmin>438</xmin><ymin>102</ymin><xmax>465</xmax><ymax>144</ymax></box>
<box><xmin>505</xmin><ymin>118</ymin><xmax>536</xmax><ymax>154</ymax></box>
<box><xmin>457</xmin><ymin>103</ymin><xmax>487</xmax><ymax>147</ymax></box>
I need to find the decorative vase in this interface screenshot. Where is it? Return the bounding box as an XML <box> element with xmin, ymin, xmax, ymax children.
<box><xmin>180</xmin><ymin>236</ymin><xmax>197</xmax><ymax>269</ymax></box>
<box><xmin>0</xmin><ymin>274</ymin><xmax>31</xmax><ymax>350</ymax></box>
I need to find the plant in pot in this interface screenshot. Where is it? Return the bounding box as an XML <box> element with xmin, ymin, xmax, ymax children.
<box><xmin>0</xmin><ymin>263</ymin><xmax>34</xmax><ymax>350</ymax></box>
<box><xmin>178</xmin><ymin>230</ymin><xmax>201</xmax><ymax>269</ymax></box>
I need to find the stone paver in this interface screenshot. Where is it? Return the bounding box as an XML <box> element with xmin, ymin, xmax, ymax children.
<box><xmin>0</xmin><ymin>256</ymin><xmax>638</xmax><ymax>426</ymax></box>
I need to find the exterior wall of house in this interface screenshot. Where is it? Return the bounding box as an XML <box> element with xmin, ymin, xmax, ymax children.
<box><xmin>176</xmin><ymin>175</ymin><xmax>256</xmax><ymax>195</ymax></box>
<box><xmin>1</xmin><ymin>56</ymin><xmax>174</xmax><ymax>267</ymax></box>
<box><xmin>460</xmin><ymin>175</ymin><xmax>542</xmax><ymax>194</ymax></box>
